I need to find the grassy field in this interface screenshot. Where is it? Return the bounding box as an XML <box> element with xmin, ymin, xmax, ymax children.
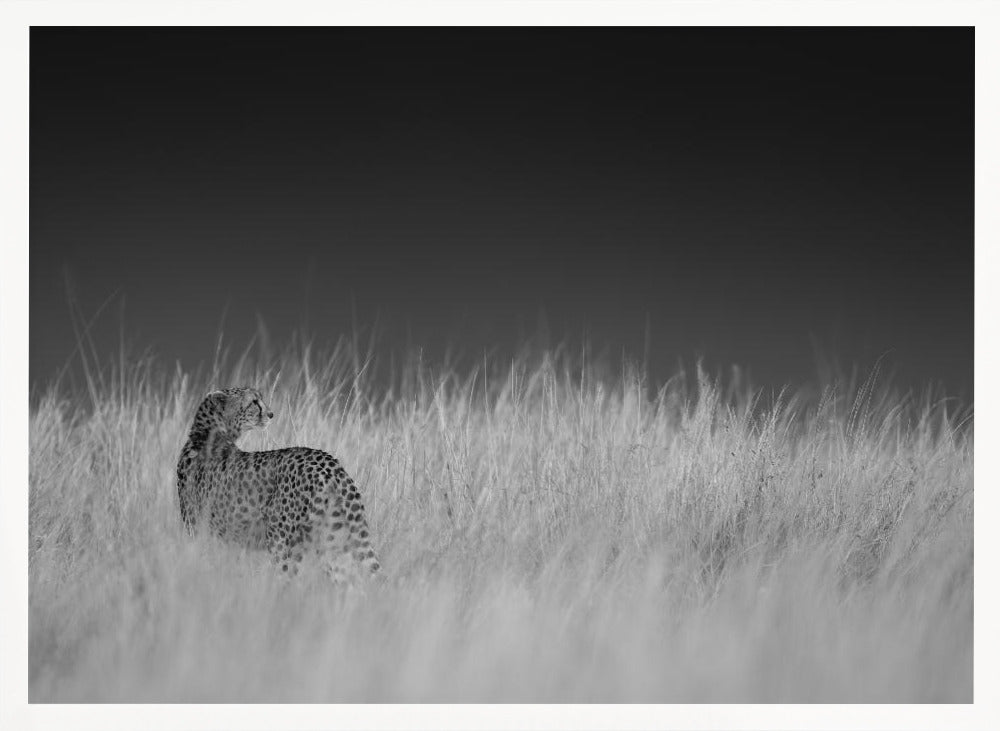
<box><xmin>28</xmin><ymin>343</ymin><xmax>973</xmax><ymax>702</ymax></box>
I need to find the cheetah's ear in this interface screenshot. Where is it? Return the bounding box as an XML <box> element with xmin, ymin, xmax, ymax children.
<box><xmin>205</xmin><ymin>389</ymin><xmax>227</xmax><ymax>400</ymax></box>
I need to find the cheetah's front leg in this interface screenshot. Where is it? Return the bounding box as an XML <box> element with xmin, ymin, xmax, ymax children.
<box><xmin>265</xmin><ymin>521</ymin><xmax>305</xmax><ymax>576</ymax></box>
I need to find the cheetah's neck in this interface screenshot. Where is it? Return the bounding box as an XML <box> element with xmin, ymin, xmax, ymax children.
<box><xmin>185</xmin><ymin>398</ymin><xmax>241</xmax><ymax>459</ymax></box>
<box><xmin>184</xmin><ymin>424</ymin><xmax>238</xmax><ymax>461</ymax></box>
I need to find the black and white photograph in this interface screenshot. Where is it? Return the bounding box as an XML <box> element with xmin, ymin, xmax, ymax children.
<box><xmin>3</xmin><ymin>3</ymin><xmax>996</xmax><ymax>729</ymax></box>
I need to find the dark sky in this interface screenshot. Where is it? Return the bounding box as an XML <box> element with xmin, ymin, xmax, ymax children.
<box><xmin>30</xmin><ymin>28</ymin><xmax>973</xmax><ymax>398</ymax></box>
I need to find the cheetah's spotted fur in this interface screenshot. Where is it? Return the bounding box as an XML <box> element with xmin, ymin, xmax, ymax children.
<box><xmin>176</xmin><ymin>387</ymin><xmax>380</xmax><ymax>581</ymax></box>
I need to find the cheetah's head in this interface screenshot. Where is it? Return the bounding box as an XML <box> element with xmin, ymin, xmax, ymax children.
<box><xmin>199</xmin><ymin>386</ymin><xmax>274</xmax><ymax>438</ymax></box>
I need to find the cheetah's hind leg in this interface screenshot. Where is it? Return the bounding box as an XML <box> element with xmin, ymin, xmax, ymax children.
<box><xmin>312</xmin><ymin>491</ymin><xmax>381</xmax><ymax>586</ymax></box>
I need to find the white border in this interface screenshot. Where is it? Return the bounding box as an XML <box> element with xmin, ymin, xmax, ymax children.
<box><xmin>3</xmin><ymin>2</ymin><xmax>996</xmax><ymax>730</ymax></box>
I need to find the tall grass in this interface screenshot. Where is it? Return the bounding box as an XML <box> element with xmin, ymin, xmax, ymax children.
<box><xmin>28</xmin><ymin>342</ymin><xmax>972</xmax><ymax>702</ymax></box>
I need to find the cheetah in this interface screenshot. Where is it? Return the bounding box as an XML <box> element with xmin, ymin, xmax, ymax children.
<box><xmin>176</xmin><ymin>386</ymin><xmax>381</xmax><ymax>582</ymax></box>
